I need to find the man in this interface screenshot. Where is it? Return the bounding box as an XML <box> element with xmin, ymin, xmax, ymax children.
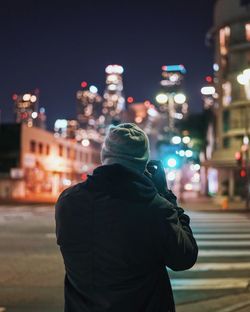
<box><xmin>55</xmin><ymin>123</ymin><xmax>198</xmax><ymax>312</ymax></box>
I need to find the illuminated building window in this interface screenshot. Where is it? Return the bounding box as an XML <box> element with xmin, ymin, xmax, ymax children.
<box><xmin>46</xmin><ymin>144</ymin><xmax>50</xmax><ymax>155</ymax></box>
<box><xmin>59</xmin><ymin>144</ymin><xmax>63</xmax><ymax>157</ymax></box>
<box><xmin>219</xmin><ymin>26</ymin><xmax>230</xmax><ymax>55</ymax></box>
<box><xmin>38</xmin><ymin>143</ymin><xmax>43</xmax><ymax>154</ymax></box>
<box><xmin>222</xmin><ymin>81</ymin><xmax>232</xmax><ymax>106</ymax></box>
<box><xmin>30</xmin><ymin>140</ymin><xmax>36</xmax><ymax>153</ymax></box>
<box><xmin>245</xmin><ymin>23</ymin><xmax>250</xmax><ymax>41</ymax></box>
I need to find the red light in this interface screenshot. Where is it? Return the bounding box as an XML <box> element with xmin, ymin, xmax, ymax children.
<box><xmin>240</xmin><ymin>169</ymin><xmax>247</xmax><ymax>177</ymax></box>
<box><xmin>81</xmin><ymin>81</ymin><xmax>88</xmax><ymax>88</ymax></box>
<box><xmin>206</xmin><ymin>76</ymin><xmax>213</xmax><ymax>83</ymax></box>
<box><xmin>235</xmin><ymin>152</ymin><xmax>241</xmax><ymax>160</ymax></box>
<box><xmin>81</xmin><ymin>173</ymin><xmax>87</xmax><ymax>181</ymax></box>
<box><xmin>12</xmin><ymin>94</ymin><xmax>18</xmax><ymax>101</ymax></box>
<box><xmin>127</xmin><ymin>97</ymin><xmax>134</xmax><ymax>103</ymax></box>
<box><xmin>21</xmin><ymin>112</ymin><xmax>28</xmax><ymax>119</ymax></box>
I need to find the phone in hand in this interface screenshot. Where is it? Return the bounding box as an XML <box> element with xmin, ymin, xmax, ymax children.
<box><xmin>146</xmin><ymin>160</ymin><xmax>168</xmax><ymax>193</ymax></box>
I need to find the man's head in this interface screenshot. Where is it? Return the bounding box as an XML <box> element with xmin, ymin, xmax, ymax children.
<box><xmin>101</xmin><ymin>123</ymin><xmax>150</xmax><ymax>173</ymax></box>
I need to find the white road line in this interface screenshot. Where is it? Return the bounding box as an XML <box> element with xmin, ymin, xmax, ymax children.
<box><xmin>190</xmin><ymin>218</ymin><xmax>249</xmax><ymax>221</ymax></box>
<box><xmin>195</xmin><ymin>234</ymin><xmax>250</xmax><ymax>239</ymax></box>
<box><xmin>197</xmin><ymin>240</ymin><xmax>250</xmax><ymax>246</ymax></box>
<box><xmin>198</xmin><ymin>250</ymin><xmax>250</xmax><ymax>257</ymax></box>
<box><xmin>191</xmin><ymin>223</ymin><xmax>250</xmax><ymax>227</ymax></box>
<box><xmin>189</xmin><ymin>262</ymin><xmax>250</xmax><ymax>271</ymax></box>
<box><xmin>45</xmin><ymin>233</ymin><xmax>56</xmax><ymax>238</ymax></box>
<box><xmin>193</xmin><ymin>228</ymin><xmax>250</xmax><ymax>233</ymax></box>
<box><xmin>216</xmin><ymin>300</ymin><xmax>250</xmax><ymax>312</ymax></box>
<box><xmin>171</xmin><ymin>278</ymin><xmax>249</xmax><ymax>290</ymax></box>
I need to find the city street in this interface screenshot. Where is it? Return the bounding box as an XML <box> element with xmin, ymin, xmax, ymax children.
<box><xmin>0</xmin><ymin>205</ymin><xmax>250</xmax><ymax>312</ymax></box>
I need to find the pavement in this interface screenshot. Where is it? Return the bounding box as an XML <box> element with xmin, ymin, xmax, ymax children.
<box><xmin>180</xmin><ymin>193</ymin><xmax>249</xmax><ymax>212</ymax></box>
<box><xmin>0</xmin><ymin>204</ymin><xmax>249</xmax><ymax>311</ymax></box>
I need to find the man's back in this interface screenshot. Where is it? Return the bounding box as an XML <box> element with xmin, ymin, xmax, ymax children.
<box><xmin>56</xmin><ymin>164</ymin><xmax>198</xmax><ymax>312</ymax></box>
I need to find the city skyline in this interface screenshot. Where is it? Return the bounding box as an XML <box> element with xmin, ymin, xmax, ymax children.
<box><xmin>0</xmin><ymin>0</ymin><xmax>215</xmax><ymax>128</ymax></box>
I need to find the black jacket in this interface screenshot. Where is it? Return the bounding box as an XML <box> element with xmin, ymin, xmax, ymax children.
<box><xmin>55</xmin><ymin>164</ymin><xmax>198</xmax><ymax>312</ymax></box>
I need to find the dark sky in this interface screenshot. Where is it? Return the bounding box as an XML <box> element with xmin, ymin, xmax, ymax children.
<box><xmin>0</xmin><ymin>0</ymin><xmax>215</xmax><ymax>129</ymax></box>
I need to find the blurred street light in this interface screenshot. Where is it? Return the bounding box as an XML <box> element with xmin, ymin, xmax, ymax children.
<box><xmin>167</xmin><ymin>157</ymin><xmax>177</xmax><ymax>168</ymax></box>
<box><xmin>201</xmin><ymin>86</ymin><xmax>216</xmax><ymax>95</ymax></box>
<box><xmin>172</xmin><ymin>136</ymin><xmax>181</xmax><ymax>144</ymax></box>
<box><xmin>156</xmin><ymin>93</ymin><xmax>168</xmax><ymax>104</ymax></box>
<box><xmin>182</xmin><ymin>136</ymin><xmax>191</xmax><ymax>144</ymax></box>
<box><xmin>174</xmin><ymin>93</ymin><xmax>186</xmax><ymax>104</ymax></box>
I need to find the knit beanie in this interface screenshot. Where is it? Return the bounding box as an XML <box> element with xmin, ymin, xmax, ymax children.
<box><xmin>101</xmin><ymin>123</ymin><xmax>150</xmax><ymax>173</ymax></box>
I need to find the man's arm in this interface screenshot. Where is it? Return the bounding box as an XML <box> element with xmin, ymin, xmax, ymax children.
<box><xmin>152</xmin><ymin>194</ymin><xmax>198</xmax><ymax>271</ymax></box>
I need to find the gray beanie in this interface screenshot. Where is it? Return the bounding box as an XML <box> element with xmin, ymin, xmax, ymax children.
<box><xmin>101</xmin><ymin>123</ymin><xmax>150</xmax><ymax>173</ymax></box>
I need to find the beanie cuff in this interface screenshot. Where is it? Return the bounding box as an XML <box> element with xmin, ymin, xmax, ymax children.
<box><xmin>102</xmin><ymin>157</ymin><xmax>147</xmax><ymax>173</ymax></box>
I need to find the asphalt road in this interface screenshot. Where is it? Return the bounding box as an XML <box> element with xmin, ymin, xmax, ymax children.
<box><xmin>0</xmin><ymin>205</ymin><xmax>249</xmax><ymax>312</ymax></box>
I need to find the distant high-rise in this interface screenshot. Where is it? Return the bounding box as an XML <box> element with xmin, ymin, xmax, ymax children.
<box><xmin>156</xmin><ymin>64</ymin><xmax>188</xmax><ymax>135</ymax></box>
<box><xmin>12</xmin><ymin>89</ymin><xmax>46</xmax><ymax>129</ymax></box>
<box><xmin>76</xmin><ymin>82</ymin><xmax>105</xmax><ymax>144</ymax></box>
<box><xmin>76</xmin><ymin>82</ymin><xmax>103</xmax><ymax>130</ymax></box>
<box><xmin>103</xmin><ymin>65</ymin><xmax>125</xmax><ymax>125</ymax></box>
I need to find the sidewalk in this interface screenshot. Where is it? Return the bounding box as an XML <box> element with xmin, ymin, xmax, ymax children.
<box><xmin>180</xmin><ymin>194</ymin><xmax>249</xmax><ymax>213</ymax></box>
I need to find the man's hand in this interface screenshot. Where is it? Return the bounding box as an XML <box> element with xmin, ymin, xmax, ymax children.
<box><xmin>146</xmin><ymin>160</ymin><xmax>177</xmax><ymax>206</ymax></box>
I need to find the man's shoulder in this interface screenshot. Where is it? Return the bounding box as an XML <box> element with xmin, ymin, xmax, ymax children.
<box><xmin>56</xmin><ymin>182</ymin><xmax>90</xmax><ymax>204</ymax></box>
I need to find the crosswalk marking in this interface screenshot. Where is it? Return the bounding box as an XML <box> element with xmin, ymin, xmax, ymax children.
<box><xmin>192</xmin><ymin>223</ymin><xmax>250</xmax><ymax>228</ymax></box>
<box><xmin>198</xmin><ymin>249</ymin><xmax>250</xmax><ymax>257</ymax></box>
<box><xmin>189</xmin><ymin>262</ymin><xmax>250</xmax><ymax>271</ymax></box>
<box><xmin>171</xmin><ymin>278</ymin><xmax>249</xmax><ymax>290</ymax></box>
<box><xmin>170</xmin><ymin>212</ymin><xmax>250</xmax><ymax>291</ymax></box>
<box><xmin>197</xmin><ymin>240</ymin><xmax>250</xmax><ymax>246</ymax></box>
<box><xmin>195</xmin><ymin>234</ymin><xmax>250</xmax><ymax>239</ymax></box>
<box><xmin>193</xmin><ymin>228</ymin><xmax>250</xmax><ymax>233</ymax></box>
<box><xmin>216</xmin><ymin>300</ymin><xmax>250</xmax><ymax>312</ymax></box>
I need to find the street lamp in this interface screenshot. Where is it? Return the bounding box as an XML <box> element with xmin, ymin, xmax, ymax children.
<box><xmin>155</xmin><ymin>93</ymin><xmax>168</xmax><ymax>104</ymax></box>
<box><xmin>174</xmin><ymin>93</ymin><xmax>186</xmax><ymax>104</ymax></box>
<box><xmin>155</xmin><ymin>92</ymin><xmax>187</xmax><ymax>131</ymax></box>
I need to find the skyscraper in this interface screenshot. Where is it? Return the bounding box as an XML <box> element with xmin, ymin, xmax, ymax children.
<box><xmin>103</xmin><ymin>65</ymin><xmax>125</xmax><ymax>126</ymax></box>
<box><xmin>12</xmin><ymin>89</ymin><xmax>46</xmax><ymax>129</ymax></box>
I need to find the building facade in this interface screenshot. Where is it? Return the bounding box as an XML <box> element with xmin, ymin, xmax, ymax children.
<box><xmin>0</xmin><ymin>124</ymin><xmax>100</xmax><ymax>202</ymax></box>
<box><xmin>203</xmin><ymin>0</ymin><xmax>250</xmax><ymax>200</ymax></box>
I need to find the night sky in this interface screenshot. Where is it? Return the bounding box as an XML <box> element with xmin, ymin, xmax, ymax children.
<box><xmin>0</xmin><ymin>0</ymin><xmax>215</xmax><ymax>129</ymax></box>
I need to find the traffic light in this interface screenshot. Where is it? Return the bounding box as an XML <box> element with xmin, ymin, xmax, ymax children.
<box><xmin>240</xmin><ymin>169</ymin><xmax>247</xmax><ymax>178</ymax></box>
<box><xmin>235</xmin><ymin>151</ymin><xmax>247</xmax><ymax>178</ymax></box>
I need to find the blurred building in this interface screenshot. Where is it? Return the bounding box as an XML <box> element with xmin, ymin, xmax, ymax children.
<box><xmin>156</xmin><ymin>64</ymin><xmax>188</xmax><ymax>132</ymax></box>
<box><xmin>0</xmin><ymin>123</ymin><xmax>100</xmax><ymax>202</ymax></box>
<box><xmin>54</xmin><ymin>119</ymin><xmax>79</xmax><ymax>140</ymax></box>
<box><xmin>103</xmin><ymin>65</ymin><xmax>125</xmax><ymax>125</ymax></box>
<box><xmin>203</xmin><ymin>0</ymin><xmax>250</xmax><ymax>200</ymax></box>
<box><xmin>76</xmin><ymin>82</ymin><xmax>105</xmax><ymax>143</ymax></box>
<box><xmin>12</xmin><ymin>90</ymin><xmax>47</xmax><ymax>129</ymax></box>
